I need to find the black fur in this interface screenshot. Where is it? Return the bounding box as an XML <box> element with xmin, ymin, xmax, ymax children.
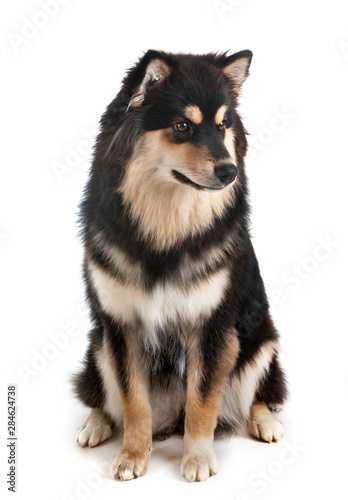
<box><xmin>73</xmin><ymin>49</ymin><xmax>287</xmax><ymax>439</ymax></box>
<box><xmin>72</xmin><ymin>326</ymin><xmax>105</xmax><ymax>408</ymax></box>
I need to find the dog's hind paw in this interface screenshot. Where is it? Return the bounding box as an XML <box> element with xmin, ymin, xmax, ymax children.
<box><xmin>76</xmin><ymin>408</ymin><xmax>113</xmax><ymax>448</ymax></box>
<box><xmin>248</xmin><ymin>402</ymin><xmax>284</xmax><ymax>443</ymax></box>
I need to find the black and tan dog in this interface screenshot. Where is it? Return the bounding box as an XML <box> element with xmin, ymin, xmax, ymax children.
<box><xmin>73</xmin><ymin>49</ymin><xmax>287</xmax><ymax>482</ymax></box>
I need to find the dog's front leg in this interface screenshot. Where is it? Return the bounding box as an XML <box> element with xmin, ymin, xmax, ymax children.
<box><xmin>182</xmin><ymin>328</ymin><xmax>239</xmax><ymax>482</ymax></box>
<box><xmin>104</xmin><ymin>320</ymin><xmax>152</xmax><ymax>481</ymax></box>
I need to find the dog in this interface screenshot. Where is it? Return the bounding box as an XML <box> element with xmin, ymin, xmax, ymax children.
<box><xmin>73</xmin><ymin>49</ymin><xmax>287</xmax><ymax>482</ymax></box>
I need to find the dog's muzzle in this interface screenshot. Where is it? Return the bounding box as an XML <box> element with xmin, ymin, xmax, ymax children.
<box><xmin>214</xmin><ymin>163</ymin><xmax>239</xmax><ymax>185</ymax></box>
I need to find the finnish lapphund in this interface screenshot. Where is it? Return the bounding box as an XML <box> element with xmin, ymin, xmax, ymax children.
<box><xmin>73</xmin><ymin>49</ymin><xmax>287</xmax><ymax>482</ymax></box>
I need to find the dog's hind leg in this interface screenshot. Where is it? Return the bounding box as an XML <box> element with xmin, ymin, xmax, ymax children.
<box><xmin>77</xmin><ymin>408</ymin><xmax>113</xmax><ymax>448</ymax></box>
<box><xmin>73</xmin><ymin>327</ymin><xmax>114</xmax><ymax>447</ymax></box>
<box><xmin>248</xmin><ymin>354</ymin><xmax>287</xmax><ymax>443</ymax></box>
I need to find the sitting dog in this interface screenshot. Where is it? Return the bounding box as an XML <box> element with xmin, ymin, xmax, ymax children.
<box><xmin>73</xmin><ymin>49</ymin><xmax>287</xmax><ymax>482</ymax></box>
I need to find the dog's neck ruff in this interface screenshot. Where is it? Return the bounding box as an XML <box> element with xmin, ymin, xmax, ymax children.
<box><xmin>119</xmin><ymin>156</ymin><xmax>236</xmax><ymax>252</ymax></box>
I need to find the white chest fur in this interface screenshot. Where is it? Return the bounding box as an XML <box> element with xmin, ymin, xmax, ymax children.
<box><xmin>88</xmin><ymin>260</ymin><xmax>230</xmax><ymax>335</ymax></box>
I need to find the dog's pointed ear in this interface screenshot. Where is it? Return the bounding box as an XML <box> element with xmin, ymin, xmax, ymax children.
<box><xmin>217</xmin><ymin>50</ymin><xmax>253</xmax><ymax>90</ymax></box>
<box><xmin>127</xmin><ymin>50</ymin><xmax>173</xmax><ymax>110</ymax></box>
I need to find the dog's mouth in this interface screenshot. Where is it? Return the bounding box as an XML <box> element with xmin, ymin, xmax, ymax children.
<box><xmin>172</xmin><ymin>170</ymin><xmax>230</xmax><ymax>191</ymax></box>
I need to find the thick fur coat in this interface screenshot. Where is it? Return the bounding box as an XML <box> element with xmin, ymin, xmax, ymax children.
<box><xmin>73</xmin><ymin>49</ymin><xmax>287</xmax><ymax>482</ymax></box>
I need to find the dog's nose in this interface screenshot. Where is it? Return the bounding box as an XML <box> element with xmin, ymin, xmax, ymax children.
<box><xmin>214</xmin><ymin>163</ymin><xmax>239</xmax><ymax>184</ymax></box>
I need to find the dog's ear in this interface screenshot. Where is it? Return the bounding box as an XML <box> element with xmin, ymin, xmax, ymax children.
<box><xmin>127</xmin><ymin>50</ymin><xmax>173</xmax><ymax>110</ymax></box>
<box><xmin>216</xmin><ymin>50</ymin><xmax>253</xmax><ymax>90</ymax></box>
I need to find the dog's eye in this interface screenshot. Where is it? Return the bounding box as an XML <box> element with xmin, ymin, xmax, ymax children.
<box><xmin>174</xmin><ymin>122</ymin><xmax>190</xmax><ymax>133</ymax></box>
<box><xmin>218</xmin><ymin>120</ymin><xmax>227</xmax><ymax>130</ymax></box>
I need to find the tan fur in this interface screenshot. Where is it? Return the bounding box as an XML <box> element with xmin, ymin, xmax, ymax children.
<box><xmin>115</xmin><ymin>391</ymin><xmax>151</xmax><ymax>480</ymax></box>
<box><xmin>90</xmin><ymin>237</ymin><xmax>143</xmax><ymax>285</ymax></box>
<box><xmin>185</xmin><ymin>395</ymin><xmax>219</xmax><ymax>439</ymax></box>
<box><xmin>185</xmin><ymin>331</ymin><xmax>240</xmax><ymax>439</ymax></box>
<box><xmin>88</xmin><ymin>258</ymin><xmax>230</xmax><ymax>334</ymax></box>
<box><xmin>76</xmin><ymin>407</ymin><xmax>113</xmax><ymax>448</ymax></box>
<box><xmin>129</xmin><ymin>59</ymin><xmax>171</xmax><ymax>109</ymax></box>
<box><xmin>224</xmin><ymin>128</ymin><xmax>238</xmax><ymax>165</ymax></box>
<box><xmin>249</xmin><ymin>401</ymin><xmax>284</xmax><ymax>443</ymax></box>
<box><xmin>223</xmin><ymin>57</ymin><xmax>250</xmax><ymax>88</ymax></box>
<box><xmin>176</xmin><ymin>233</ymin><xmax>242</xmax><ymax>283</ymax></box>
<box><xmin>184</xmin><ymin>104</ymin><xmax>203</xmax><ymax>124</ymax></box>
<box><xmin>104</xmin><ymin>336</ymin><xmax>152</xmax><ymax>480</ymax></box>
<box><xmin>119</xmin><ymin>381</ymin><xmax>152</xmax><ymax>456</ymax></box>
<box><xmin>214</xmin><ymin>105</ymin><xmax>227</xmax><ymax>125</ymax></box>
<box><xmin>119</xmin><ymin>130</ymin><xmax>237</xmax><ymax>251</ymax></box>
<box><xmin>218</xmin><ymin>340</ymin><xmax>279</xmax><ymax>432</ymax></box>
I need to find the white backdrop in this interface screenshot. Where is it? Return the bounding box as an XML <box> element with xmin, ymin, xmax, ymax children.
<box><xmin>1</xmin><ymin>0</ymin><xmax>348</xmax><ymax>498</ymax></box>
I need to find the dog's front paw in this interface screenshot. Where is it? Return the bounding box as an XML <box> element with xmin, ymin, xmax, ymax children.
<box><xmin>112</xmin><ymin>450</ymin><xmax>149</xmax><ymax>481</ymax></box>
<box><xmin>181</xmin><ymin>435</ymin><xmax>218</xmax><ymax>482</ymax></box>
<box><xmin>181</xmin><ymin>452</ymin><xmax>218</xmax><ymax>482</ymax></box>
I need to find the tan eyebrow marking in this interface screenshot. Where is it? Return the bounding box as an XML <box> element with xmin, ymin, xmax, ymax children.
<box><xmin>183</xmin><ymin>105</ymin><xmax>203</xmax><ymax>125</ymax></box>
<box><xmin>214</xmin><ymin>105</ymin><xmax>228</xmax><ymax>125</ymax></box>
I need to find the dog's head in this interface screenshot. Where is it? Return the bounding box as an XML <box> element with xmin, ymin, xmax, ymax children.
<box><xmin>94</xmin><ymin>50</ymin><xmax>252</xmax><ymax>249</ymax></box>
<box><xmin>96</xmin><ymin>50</ymin><xmax>252</xmax><ymax>190</ymax></box>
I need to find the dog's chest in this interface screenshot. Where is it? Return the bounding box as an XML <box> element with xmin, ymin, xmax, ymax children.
<box><xmin>88</xmin><ymin>254</ymin><xmax>230</xmax><ymax>332</ymax></box>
